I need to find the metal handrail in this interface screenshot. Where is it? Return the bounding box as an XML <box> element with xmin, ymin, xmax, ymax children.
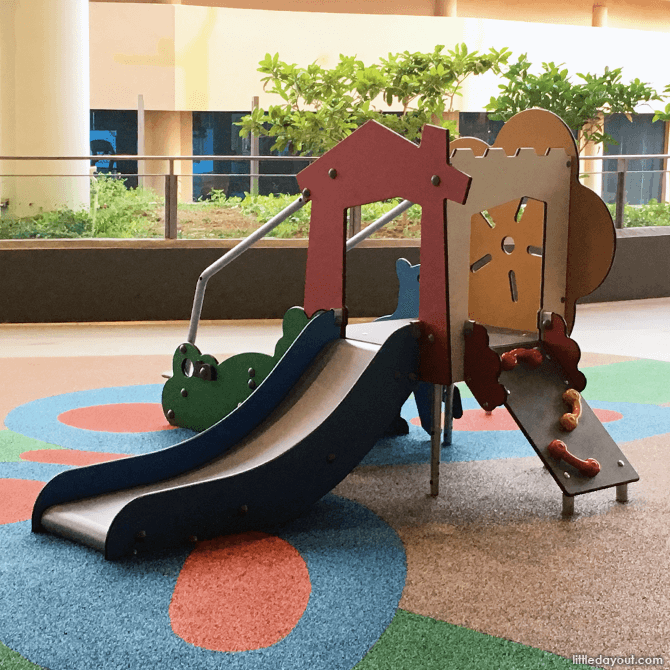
<box><xmin>2</xmin><ymin>151</ymin><xmax>668</xmax><ymax>235</ymax></box>
<box><xmin>0</xmin><ymin>155</ymin><xmax>317</xmax><ymax>161</ymax></box>
<box><xmin>187</xmin><ymin>195</ymin><xmax>308</xmax><ymax>344</ymax></box>
<box><xmin>578</xmin><ymin>153</ymin><xmax>670</xmax><ymax>161</ymax></box>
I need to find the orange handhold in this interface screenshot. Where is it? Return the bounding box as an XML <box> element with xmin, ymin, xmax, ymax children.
<box><xmin>547</xmin><ymin>439</ymin><xmax>600</xmax><ymax>477</ymax></box>
<box><xmin>560</xmin><ymin>389</ymin><xmax>582</xmax><ymax>431</ymax></box>
<box><xmin>500</xmin><ymin>347</ymin><xmax>543</xmax><ymax>371</ymax></box>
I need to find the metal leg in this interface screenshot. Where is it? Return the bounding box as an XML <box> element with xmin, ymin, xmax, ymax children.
<box><xmin>616</xmin><ymin>483</ymin><xmax>629</xmax><ymax>503</ymax></box>
<box><xmin>443</xmin><ymin>384</ymin><xmax>454</xmax><ymax>446</ymax></box>
<box><xmin>562</xmin><ymin>494</ymin><xmax>575</xmax><ymax>516</ymax></box>
<box><xmin>430</xmin><ymin>384</ymin><xmax>444</xmax><ymax>497</ymax></box>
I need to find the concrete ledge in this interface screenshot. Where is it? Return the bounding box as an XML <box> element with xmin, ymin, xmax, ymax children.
<box><xmin>580</xmin><ymin>227</ymin><xmax>670</xmax><ymax>304</ymax></box>
<box><xmin>0</xmin><ymin>229</ymin><xmax>668</xmax><ymax>323</ymax></box>
<box><xmin>0</xmin><ymin>238</ymin><xmax>420</xmax><ymax>323</ymax></box>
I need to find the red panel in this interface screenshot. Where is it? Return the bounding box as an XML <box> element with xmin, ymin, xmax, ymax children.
<box><xmin>298</xmin><ymin>121</ymin><xmax>471</xmax><ymax>382</ymax></box>
<box><xmin>542</xmin><ymin>313</ymin><xmax>587</xmax><ymax>392</ymax></box>
<box><xmin>463</xmin><ymin>322</ymin><xmax>507</xmax><ymax>411</ymax></box>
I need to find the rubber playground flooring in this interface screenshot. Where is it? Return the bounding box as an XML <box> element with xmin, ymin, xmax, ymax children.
<box><xmin>0</xmin><ymin>345</ymin><xmax>669</xmax><ymax>670</ymax></box>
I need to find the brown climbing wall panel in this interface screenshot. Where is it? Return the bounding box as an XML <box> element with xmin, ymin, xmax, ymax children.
<box><xmin>446</xmin><ymin>147</ymin><xmax>571</xmax><ymax>383</ymax></box>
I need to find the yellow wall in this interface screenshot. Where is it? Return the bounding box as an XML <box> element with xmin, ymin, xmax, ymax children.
<box><xmin>90</xmin><ymin>2</ymin><xmax>670</xmax><ymax>113</ymax></box>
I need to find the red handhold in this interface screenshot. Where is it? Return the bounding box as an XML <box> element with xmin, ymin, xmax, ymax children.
<box><xmin>500</xmin><ymin>347</ymin><xmax>543</xmax><ymax>371</ymax></box>
<box><xmin>547</xmin><ymin>439</ymin><xmax>600</xmax><ymax>477</ymax></box>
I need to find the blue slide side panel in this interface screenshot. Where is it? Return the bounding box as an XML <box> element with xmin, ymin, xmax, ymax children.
<box><xmin>105</xmin><ymin>324</ymin><xmax>420</xmax><ymax>559</ymax></box>
<box><xmin>32</xmin><ymin>310</ymin><xmax>340</xmax><ymax>530</ymax></box>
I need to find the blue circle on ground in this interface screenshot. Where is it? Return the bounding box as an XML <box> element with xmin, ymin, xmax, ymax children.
<box><xmin>362</xmin><ymin>397</ymin><xmax>670</xmax><ymax>466</ymax></box>
<box><xmin>0</xmin><ymin>494</ymin><xmax>406</xmax><ymax>670</ymax></box>
<box><xmin>4</xmin><ymin>385</ymin><xmax>670</xmax><ymax>467</ymax></box>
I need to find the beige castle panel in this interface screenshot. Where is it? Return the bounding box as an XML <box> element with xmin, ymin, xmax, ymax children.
<box><xmin>447</xmin><ymin>146</ymin><xmax>571</xmax><ymax>383</ymax></box>
<box><xmin>493</xmin><ymin>109</ymin><xmax>615</xmax><ymax>333</ymax></box>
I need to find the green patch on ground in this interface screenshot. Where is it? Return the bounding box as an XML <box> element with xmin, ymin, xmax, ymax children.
<box><xmin>0</xmin><ymin>642</ymin><xmax>43</xmax><ymax>670</ymax></box>
<box><xmin>454</xmin><ymin>359</ymin><xmax>670</xmax><ymax>406</ymax></box>
<box><xmin>583</xmin><ymin>360</ymin><xmax>670</xmax><ymax>405</ymax></box>
<box><xmin>356</xmin><ymin>609</ymin><xmax>591</xmax><ymax>670</ymax></box>
<box><xmin>0</xmin><ymin>430</ymin><xmax>62</xmax><ymax>463</ymax></box>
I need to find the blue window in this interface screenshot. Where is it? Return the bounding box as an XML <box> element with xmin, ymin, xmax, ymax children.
<box><xmin>90</xmin><ymin>111</ymin><xmax>138</xmax><ymax>188</ymax></box>
<box><xmin>603</xmin><ymin>114</ymin><xmax>665</xmax><ymax>205</ymax></box>
<box><xmin>192</xmin><ymin>111</ymin><xmax>309</xmax><ymax>201</ymax></box>
<box><xmin>458</xmin><ymin>113</ymin><xmax>504</xmax><ymax>146</ymax></box>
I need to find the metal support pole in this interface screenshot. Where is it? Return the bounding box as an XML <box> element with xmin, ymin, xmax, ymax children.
<box><xmin>562</xmin><ymin>494</ymin><xmax>575</xmax><ymax>516</ymax></box>
<box><xmin>346</xmin><ymin>200</ymin><xmax>414</xmax><ymax>251</ymax></box>
<box><xmin>430</xmin><ymin>384</ymin><xmax>444</xmax><ymax>497</ymax></box>
<box><xmin>443</xmin><ymin>384</ymin><xmax>454</xmax><ymax>446</ymax></box>
<box><xmin>614</xmin><ymin>157</ymin><xmax>627</xmax><ymax>229</ymax></box>
<box><xmin>187</xmin><ymin>195</ymin><xmax>307</xmax><ymax>344</ymax></box>
<box><xmin>164</xmin><ymin>159</ymin><xmax>178</xmax><ymax>239</ymax></box>
<box><xmin>250</xmin><ymin>96</ymin><xmax>260</xmax><ymax>197</ymax></box>
<box><xmin>348</xmin><ymin>205</ymin><xmax>362</xmax><ymax>238</ymax></box>
<box><xmin>137</xmin><ymin>94</ymin><xmax>145</xmax><ymax>190</ymax></box>
<box><xmin>616</xmin><ymin>483</ymin><xmax>629</xmax><ymax>503</ymax></box>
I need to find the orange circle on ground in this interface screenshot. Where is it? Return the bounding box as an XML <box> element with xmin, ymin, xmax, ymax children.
<box><xmin>0</xmin><ymin>479</ymin><xmax>45</xmax><ymax>525</ymax></box>
<box><xmin>170</xmin><ymin>531</ymin><xmax>311</xmax><ymax>652</ymax></box>
<box><xmin>57</xmin><ymin>403</ymin><xmax>177</xmax><ymax>433</ymax></box>
<box><xmin>410</xmin><ymin>407</ymin><xmax>623</xmax><ymax>431</ymax></box>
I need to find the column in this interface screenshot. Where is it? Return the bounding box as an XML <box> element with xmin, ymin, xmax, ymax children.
<box><xmin>1</xmin><ymin>0</ymin><xmax>90</xmax><ymax>219</ymax></box>
<box><xmin>580</xmin><ymin>114</ymin><xmax>604</xmax><ymax>197</ymax></box>
<box><xmin>144</xmin><ymin>111</ymin><xmax>192</xmax><ymax>204</ymax></box>
<box><xmin>592</xmin><ymin>3</ymin><xmax>608</xmax><ymax>27</ymax></box>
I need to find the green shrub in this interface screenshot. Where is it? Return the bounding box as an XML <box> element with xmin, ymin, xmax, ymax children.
<box><xmin>607</xmin><ymin>199</ymin><xmax>670</xmax><ymax>227</ymax></box>
<box><xmin>0</xmin><ymin>176</ymin><xmax>161</xmax><ymax>239</ymax></box>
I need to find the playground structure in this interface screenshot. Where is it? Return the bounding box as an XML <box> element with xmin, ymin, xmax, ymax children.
<box><xmin>32</xmin><ymin>109</ymin><xmax>639</xmax><ymax>559</ymax></box>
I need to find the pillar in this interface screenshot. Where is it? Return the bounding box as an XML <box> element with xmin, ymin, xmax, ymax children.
<box><xmin>592</xmin><ymin>3</ymin><xmax>608</xmax><ymax>27</ymax></box>
<box><xmin>580</xmin><ymin>113</ymin><xmax>604</xmax><ymax>197</ymax></box>
<box><xmin>1</xmin><ymin>0</ymin><xmax>90</xmax><ymax>219</ymax></box>
<box><xmin>433</xmin><ymin>0</ymin><xmax>457</xmax><ymax>16</ymax></box>
<box><xmin>144</xmin><ymin>111</ymin><xmax>193</xmax><ymax>204</ymax></box>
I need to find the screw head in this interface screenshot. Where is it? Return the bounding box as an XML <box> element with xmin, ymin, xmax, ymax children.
<box><xmin>327</xmin><ymin>453</ymin><xmax>336</xmax><ymax>463</ymax></box>
<box><xmin>564</xmin><ymin>472</ymin><xmax>571</xmax><ymax>479</ymax></box>
<box><xmin>431</xmin><ymin>174</ymin><xmax>441</xmax><ymax>186</ymax></box>
<box><xmin>181</xmin><ymin>388</ymin><xmax>188</xmax><ymax>398</ymax></box>
<box><xmin>617</xmin><ymin>460</ymin><xmax>625</xmax><ymax>467</ymax></box>
<box><xmin>328</xmin><ymin>168</ymin><xmax>337</xmax><ymax>179</ymax></box>
<box><xmin>427</xmin><ymin>333</ymin><xmax>435</xmax><ymax>343</ymax></box>
<box><xmin>301</xmin><ymin>188</ymin><xmax>311</xmax><ymax>199</ymax></box>
<box><xmin>179</xmin><ymin>344</ymin><xmax>188</xmax><ymax>354</ymax></box>
<box><xmin>248</xmin><ymin>368</ymin><xmax>256</xmax><ymax>378</ymax></box>
<box><xmin>248</xmin><ymin>379</ymin><xmax>256</xmax><ymax>390</ymax></box>
<box><xmin>166</xmin><ymin>409</ymin><xmax>175</xmax><ymax>420</ymax></box>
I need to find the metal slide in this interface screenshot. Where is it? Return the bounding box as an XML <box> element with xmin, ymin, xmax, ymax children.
<box><xmin>33</xmin><ymin>319</ymin><xmax>420</xmax><ymax>560</ymax></box>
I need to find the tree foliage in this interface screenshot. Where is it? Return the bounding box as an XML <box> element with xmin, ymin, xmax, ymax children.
<box><xmin>236</xmin><ymin>44</ymin><xmax>512</xmax><ymax>155</ymax></box>
<box><xmin>652</xmin><ymin>84</ymin><xmax>670</xmax><ymax>122</ymax></box>
<box><xmin>485</xmin><ymin>55</ymin><xmax>662</xmax><ymax>150</ymax></box>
